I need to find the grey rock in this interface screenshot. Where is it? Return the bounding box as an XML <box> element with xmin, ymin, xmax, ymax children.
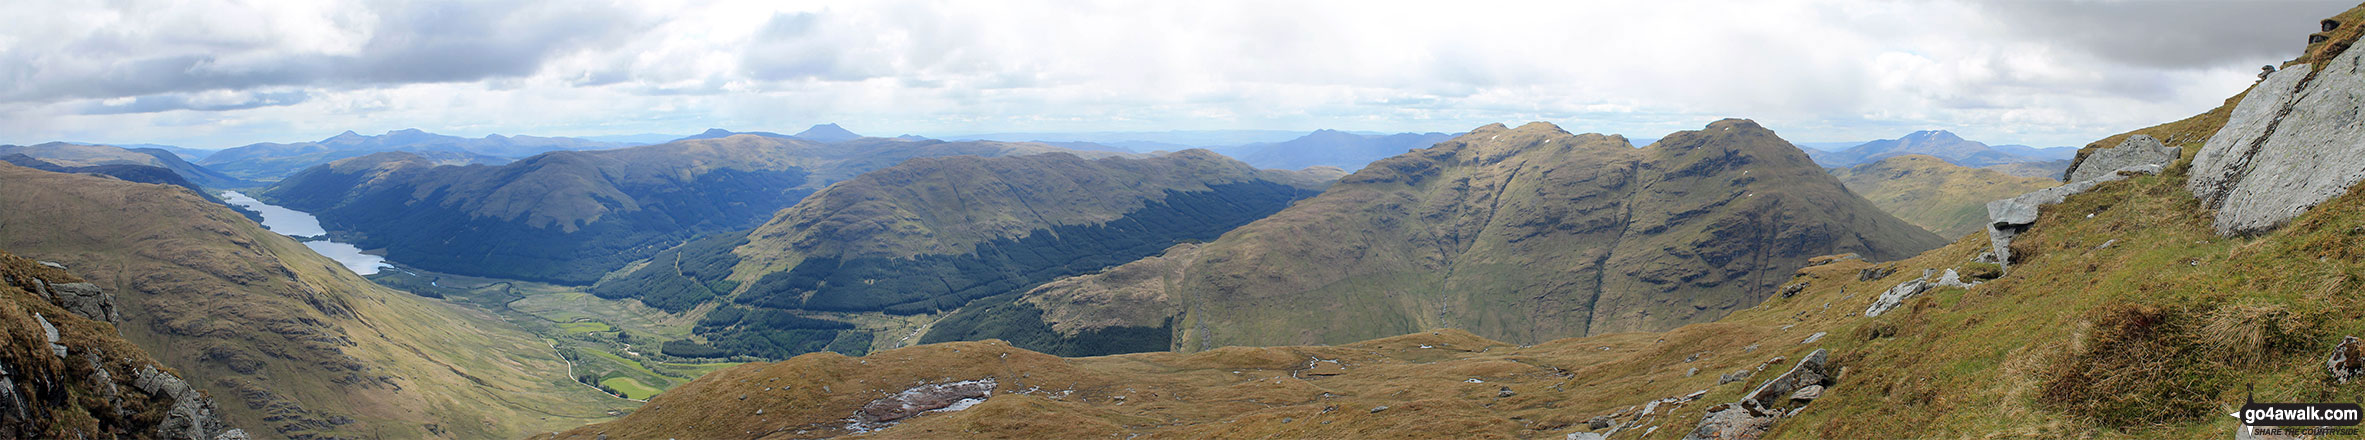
<box><xmin>48</xmin><ymin>282</ymin><xmax>121</xmax><ymax>324</ymax></box>
<box><xmin>2331</xmin><ymin>336</ymin><xmax>2364</xmax><ymax>384</ymax></box>
<box><xmin>1683</xmin><ymin>349</ymin><xmax>1835</xmax><ymax>440</ymax></box>
<box><xmin>1790</xmin><ymin>385</ymin><xmax>1824</xmax><ymax>401</ymax></box>
<box><xmin>1717</xmin><ymin>369</ymin><xmax>1753</xmax><ymax>385</ymax></box>
<box><xmin>1369</xmin><ymin>405</ymin><xmax>1389</xmax><ymax>413</ymax></box>
<box><xmin>854</xmin><ymin>378</ymin><xmax>995</xmax><ymax>426</ymax></box>
<box><xmin>1858</xmin><ymin>265</ymin><xmax>1895</xmax><ymax>281</ymax></box>
<box><xmin>35</xmin><ymin>313</ymin><xmax>64</xmax><ymax>358</ymax></box>
<box><xmin>36</xmin><ymin>261</ymin><xmax>64</xmax><ymax>270</ymax></box>
<box><xmin>1567</xmin><ymin>432</ymin><xmax>1608</xmax><ymax>440</ymax></box>
<box><xmin>2065</xmin><ymin>135</ymin><xmax>2178</xmax><ymax>183</ymax></box>
<box><xmin>1499</xmin><ymin>386</ymin><xmax>1516</xmax><ymax>398</ymax></box>
<box><xmin>134</xmin><ymin>365</ymin><xmax>232</xmax><ymax>440</ymax></box>
<box><xmin>1986</xmin><ymin>169</ymin><xmax>2146</xmax><ymax>270</ymax></box>
<box><xmin>1802</xmin><ymin>332</ymin><xmax>1826</xmax><ymax>345</ymax></box>
<box><xmin>2188</xmin><ymin>54</ymin><xmax>2365</xmax><ymax>235</ymax></box>
<box><xmin>215</xmin><ymin>429</ymin><xmax>251</xmax><ymax>440</ymax></box>
<box><xmin>1686</xmin><ymin>367</ymin><xmax>1698</xmax><ymax>377</ymax></box>
<box><xmin>1587</xmin><ymin>414</ymin><xmax>1615</xmax><ymax>430</ymax></box>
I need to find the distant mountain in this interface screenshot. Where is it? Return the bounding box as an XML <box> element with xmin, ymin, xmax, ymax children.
<box><xmin>1830</xmin><ymin>154</ymin><xmax>2061</xmax><ymax>238</ymax></box>
<box><xmin>1990</xmin><ymin>144</ymin><xmax>2079</xmax><ymax>161</ymax></box>
<box><xmin>593</xmin><ymin>149</ymin><xmax>1340</xmax><ymax>359</ymax></box>
<box><xmin>1809</xmin><ymin>130</ymin><xmax>2042</xmax><ymax>168</ymax></box>
<box><xmin>972</xmin><ymin>120</ymin><xmax>1944</xmax><ymax>351</ymax></box>
<box><xmin>944</xmin><ymin>130</ymin><xmax>1314</xmax><ymax>149</ymax></box>
<box><xmin>1792</xmin><ymin>141</ymin><xmax>1864</xmax><ymax>152</ymax></box>
<box><xmin>198</xmin><ymin>129</ymin><xmax>624</xmax><ymax>180</ymax></box>
<box><xmin>112</xmin><ymin>143</ymin><xmax>219</xmax><ymax>161</ymax></box>
<box><xmin>671</xmin><ymin>128</ymin><xmax>793</xmax><ymax>142</ymax></box>
<box><xmin>0</xmin><ymin>142</ymin><xmax>249</xmax><ymax>188</ymax></box>
<box><xmin>1209</xmin><ymin>129</ymin><xmax>1456</xmax><ymax>170</ymax></box>
<box><xmin>262</xmin><ymin>136</ymin><xmax>1135</xmax><ymax>284</ymax></box>
<box><xmin>791</xmin><ymin>123</ymin><xmax>863</xmax><ymax>142</ymax></box>
<box><xmin>0</xmin><ymin>163</ymin><xmax>627</xmax><ymax>438</ymax></box>
<box><xmin>577</xmin><ymin>133</ymin><xmax>686</xmax><ymax>145</ymax></box>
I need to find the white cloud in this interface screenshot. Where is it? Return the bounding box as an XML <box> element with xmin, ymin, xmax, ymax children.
<box><xmin>0</xmin><ymin>0</ymin><xmax>2351</xmax><ymax>148</ymax></box>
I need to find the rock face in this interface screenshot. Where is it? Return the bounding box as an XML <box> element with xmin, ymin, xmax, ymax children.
<box><xmin>2063</xmin><ymin>135</ymin><xmax>2178</xmax><ymax>183</ymax></box>
<box><xmin>0</xmin><ymin>249</ymin><xmax>241</xmax><ymax>440</ymax></box>
<box><xmin>2188</xmin><ymin>46</ymin><xmax>2365</xmax><ymax>236</ymax></box>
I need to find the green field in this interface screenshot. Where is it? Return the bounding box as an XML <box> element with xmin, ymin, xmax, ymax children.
<box><xmin>556</xmin><ymin>320</ymin><xmax>614</xmax><ymax>334</ymax></box>
<box><xmin>601</xmin><ymin>377</ymin><xmax>662</xmax><ymax>400</ymax></box>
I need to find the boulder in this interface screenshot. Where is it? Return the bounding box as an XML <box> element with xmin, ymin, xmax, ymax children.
<box><xmin>1790</xmin><ymin>385</ymin><xmax>1824</xmax><ymax>402</ymax></box>
<box><xmin>2330</xmin><ymin>336</ymin><xmax>2365</xmax><ymax>384</ymax></box>
<box><xmin>1684</xmin><ymin>349</ymin><xmax>1834</xmax><ymax>440</ymax></box>
<box><xmin>2064</xmin><ymin>135</ymin><xmax>2178</xmax><ymax>183</ymax></box>
<box><xmin>2188</xmin><ymin>49</ymin><xmax>2365</xmax><ymax>235</ymax></box>
<box><xmin>133</xmin><ymin>365</ymin><xmax>233</xmax><ymax>440</ymax></box>
<box><xmin>1802</xmin><ymin>332</ymin><xmax>1826</xmax><ymax>345</ymax></box>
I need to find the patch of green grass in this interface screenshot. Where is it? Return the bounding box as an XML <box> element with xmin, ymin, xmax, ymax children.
<box><xmin>601</xmin><ymin>377</ymin><xmax>663</xmax><ymax>400</ymax></box>
<box><xmin>556</xmin><ymin>320</ymin><xmax>614</xmax><ymax>334</ymax></box>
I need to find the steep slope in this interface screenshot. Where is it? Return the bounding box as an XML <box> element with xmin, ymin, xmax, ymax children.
<box><xmin>598</xmin><ymin>150</ymin><xmax>1341</xmax><ymax>359</ymax></box>
<box><xmin>198</xmin><ymin>129</ymin><xmax>621</xmax><ymax>180</ymax></box>
<box><xmin>1213</xmin><ymin>129</ymin><xmax>1457</xmax><ymax>171</ymax></box>
<box><xmin>542</xmin><ymin>6</ymin><xmax>2365</xmax><ymax>438</ymax></box>
<box><xmin>1809</xmin><ymin>130</ymin><xmax>2039</xmax><ymax>168</ymax></box>
<box><xmin>1830</xmin><ymin>155</ymin><xmax>2060</xmax><ymax>238</ymax></box>
<box><xmin>0</xmin><ymin>142</ymin><xmax>248</xmax><ymax>188</ymax></box>
<box><xmin>263</xmin><ymin>135</ymin><xmax>1130</xmax><ymax>284</ymax></box>
<box><xmin>1100</xmin><ymin>120</ymin><xmax>1944</xmax><ymax>349</ymax></box>
<box><xmin>0</xmin><ymin>250</ymin><xmax>244</xmax><ymax>439</ymax></box>
<box><xmin>0</xmin><ymin>163</ymin><xmax>630</xmax><ymax>438</ymax></box>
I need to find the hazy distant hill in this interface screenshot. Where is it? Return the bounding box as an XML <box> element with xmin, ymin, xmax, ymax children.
<box><xmin>945</xmin><ymin>129</ymin><xmax>1314</xmax><ymax>150</ymax></box>
<box><xmin>262</xmin><ymin>135</ymin><xmax>1133</xmax><ymax>284</ymax></box>
<box><xmin>0</xmin><ymin>142</ymin><xmax>248</xmax><ymax>188</ymax></box>
<box><xmin>1808</xmin><ymin>130</ymin><xmax>2052</xmax><ymax>168</ymax></box>
<box><xmin>673</xmin><ymin>124</ymin><xmax>865</xmax><ymax>143</ymax></box>
<box><xmin>198</xmin><ymin>129</ymin><xmax>625</xmax><ymax>180</ymax></box>
<box><xmin>1210</xmin><ymin>129</ymin><xmax>1457</xmax><ymax>171</ymax></box>
<box><xmin>1831</xmin><ymin>154</ymin><xmax>2061</xmax><ymax>238</ymax></box>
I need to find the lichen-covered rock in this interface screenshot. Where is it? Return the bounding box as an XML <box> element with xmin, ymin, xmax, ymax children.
<box><xmin>2065</xmin><ymin>135</ymin><xmax>2178</xmax><ymax>183</ymax></box>
<box><xmin>1684</xmin><ymin>349</ymin><xmax>1834</xmax><ymax>440</ymax></box>
<box><xmin>2330</xmin><ymin>336</ymin><xmax>2364</xmax><ymax>384</ymax></box>
<box><xmin>2188</xmin><ymin>44</ymin><xmax>2365</xmax><ymax>235</ymax></box>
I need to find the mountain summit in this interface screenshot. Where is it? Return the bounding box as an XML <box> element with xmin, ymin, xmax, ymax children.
<box><xmin>791</xmin><ymin>123</ymin><xmax>863</xmax><ymax>142</ymax></box>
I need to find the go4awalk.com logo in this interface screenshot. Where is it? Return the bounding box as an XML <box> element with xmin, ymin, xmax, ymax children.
<box><xmin>2236</xmin><ymin>399</ymin><xmax>2363</xmax><ymax>437</ymax></box>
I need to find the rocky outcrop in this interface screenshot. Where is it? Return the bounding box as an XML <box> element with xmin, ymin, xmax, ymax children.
<box><xmin>1985</xmin><ymin>165</ymin><xmax>2156</xmax><ymax>270</ymax></box>
<box><xmin>46</xmin><ymin>282</ymin><xmax>119</xmax><ymax>324</ymax></box>
<box><xmin>134</xmin><ymin>365</ymin><xmax>233</xmax><ymax>440</ymax></box>
<box><xmin>1684</xmin><ymin>349</ymin><xmax>1834</xmax><ymax>440</ymax></box>
<box><xmin>853</xmin><ymin>378</ymin><xmax>997</xmax><ymax>428</ymax></box>
<box><xmin>2064</xmin><ymin>135</ymin><xmax>2178</xmax><ymax>183</ymax></box>
<box><xmin>0</xmin><ymin>250</ymin><xmax>242</xmax><ymax>440</ymax></box>
<box><xmin>2188</xmin><ymin>43</ymin><xmax>2365</xmax><ymax>236</ymax></box>
<box><xmin>1864</xmin><ymin>269</ymin><xmax>1976</xmax><ymax>317</ymax></box>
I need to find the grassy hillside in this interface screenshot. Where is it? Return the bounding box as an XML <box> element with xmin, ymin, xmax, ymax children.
<box><xmin>261</xmin><ymin>135</ymin><xmax>1121</xmax><ymax>284</ymax></box>
<box><xmin>0</xmin><ymin>142</ymin><xmax>249</xmax><ymax>188</ymax></box>
<box><xmin>594</xmin><ymin>150</ymin><xmax>1339</xmax><ymax>359</ymax></box>
<box><xmin>1831</xmin><ymin>154</ymin><xmax>2061</xmax><ymax>238</ymax></box>
<box><xmin>1107</xmin><ymin>120</ymin><xmax>1941</xmax><ymax>350</ymax></box>
<box><xmin>0</xmin><ymin>163</ymin><xmax>631</xmax><ymax>438</ymax></box>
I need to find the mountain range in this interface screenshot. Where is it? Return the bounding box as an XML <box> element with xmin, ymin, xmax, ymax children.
<box><xmin>960</xmin><ymin>120</ymin><xmax>1943</xmax><ymax>354</ymax></box>
<box><xmin>542</xmin><ymin>5</ymin><xmax>2365</xmax><ymax>438</ymax></box>
<box><xmin>1806</xmin><ymin>130</ymin><xmax>2074</xmax><ymax>169</ymax></box>
<box><xmin>260</xmin><ymin>135</ymin><xmax>1139</xmax><ymax>284</ymax></box>
<box><xmin>0</xmin><ymin>142</ymin><xmax>249</xmax><ymax>188</ymax></box>
<box><xmin>197</xmin><ymin>129</ymin><xmax>629</xmax><ymax>180</ymax></box>
<box><xmin>1208</xmin><ymin>129</ymin><xmax>1458</xmax><ymax>171</ymax></box>
<box><xmin>594</xmin><ymin>150</ymin><xmax>1341</xmax><ymax>359</ymax></box>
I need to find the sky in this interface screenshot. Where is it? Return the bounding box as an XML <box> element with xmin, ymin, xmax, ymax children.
<box><xmin>0</xmin><ymin>0</ymin><xmax>2352</xmax><ymax>149</ymax></box>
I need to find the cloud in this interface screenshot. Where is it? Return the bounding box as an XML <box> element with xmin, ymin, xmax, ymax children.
<box><xmin>1</xmin><ymin>0</ymin><xmax>2355</xmax><ymax>149</ymax></box>
<box><xmin>79</xmin><ymin>90</ymin><xmax>312</xmax><ymax>115</ymax></box>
